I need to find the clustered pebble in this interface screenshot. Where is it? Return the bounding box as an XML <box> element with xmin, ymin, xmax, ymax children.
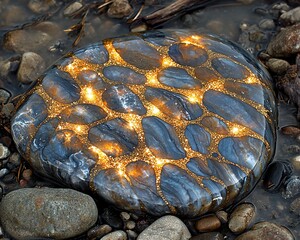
<box><xmin>0</xmin><ymin>0</ymin><xmax>300</xmax><ymax>239</ymax></box>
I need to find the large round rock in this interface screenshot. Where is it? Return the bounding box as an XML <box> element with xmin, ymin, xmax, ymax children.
<box><xmin>11</xmin><ymin>30</ymin><xmax>276</xmax><ymax>217</ymax></box>
<box><xmin>0</xmin><ymin>188</ymin><xmax>98</xmax><ymax>239</ymax></box>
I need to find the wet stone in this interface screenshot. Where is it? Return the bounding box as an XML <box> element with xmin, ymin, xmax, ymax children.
<box><xmin>107</xmin><ymin>0</ymin><xmax>133</xmax><ymax>18</ymax></box>
<box><xmin>87</xmin><ymin>224</ymin><xmax>112</xmax><ymax>239</ymax></box>
<box><xmin>194</xmin><ymin>67</ymin><xmax>219</xmax><ymax>82</ymax></box>
<box><xmin>290</xmin><ymin>197</ymin><xmax>300</xmax><ymax>215</ymax></box>
<box><xmin>64</xmin><ymin>2</ymin><xmax>83</xmax><ymax>16</ymax></box>
<box><xmin>28</xmin><ymin>0</ymin><xmax>56</xmax><ymax>13</ymax></box>
<box><xmin>190</xmin><ymin>232</ymin><xmax>224</xmax><ymax>240</ymax></box>
<box><xmin>77</xmin><ymin>69</ymin><xmax>107</xmax><ymax>89</ymax></box>
<box><xmin>145</xmin><ymin>87</ymin><xmax>202</xmax><ymax>120</ymax></box>
<box><xmin>103</xmin><ymin>66</ymin><xmax>146</xmax><ymax>84</ymax></box>
<box><xmin>201</xmin><ymin>116</ymin><xmax>229</xmax><ymax>135</ymax></box>
<box><xmin>185</xmin><ymin>124</ymin><xmax>211</xmax><ymax>154</ymax></box>
<box><xmin>102</xmin><ymin>85</ymin><xmax>146</xmax><ymax>115</ymax></box>
<box><xmin>0</xmin><ymin>188</ymin><xmax>98</xmax><ymax>240</ymax></box>
<box><xmin>236</xmin><ymin>222</ymin><xmax>294</xmax><ymax>240</ymax></box>
<box><xmin>100</xmin><ymin>230</ymin><xmax>127</xmax><ymax>240</ymax></box>
<box><xmin>0</xmin><ymin>144</ymin><xmax>10</xmax><ymax>160</ymax></box>
<box><xmin>158</xmin><ymin>67</ymin><xmax>202</xmax><ymax>89</ymax></box>
<box><xmin>113</xmin><ymin>36</ymin><xmax>162</xmax><ymax>70</ymax></box>
<box><xmin>137</xmin><ymin>215</ymin><xmax>191</xmax><ymax>240</ymax></box>
<box><xmin>60</xmin><ymin>104</ymin><xmax>107</xmax><ymax>124</ymax></box>
<box><xmin>101</xmin><ymin>207</ymin><xmax>124</xmax><ymax>229</ymax></box>
<box><xmin>88</xmin><ymin>118</ymin><xmax>138</xmax><ymax>157</ymax></box>
<box><xmin>142</xmin><ymin>117</ymin><xmax>185</xmax><ymax>159</ymax></box>
<box><xmin>195</xmin><ymin>214</ymin><xmax>222</xmax><ymax>232</ymax></box>
<box><xmin>42</xmin><ymin>68</ymin><xmax>80</xmax><ymax>104</ymax></box>
<box><xmin>211</xmin><ymin>57</ymin><xmax>249</xmax><ymax>79</ymax></box>
<box><xmin>228</xmin><ymin>203</ymin><xmax>256</xmax><ymax>234</ymax></box>
<box><xmin>168</xmin><ymin>43</ymin><xmax>208</xmax><ymax>67</ymax></box>
<box><xmin>266</xmin><ymin>58</ymin><xmax>290</xmax><ymax>75</ymax></box>
<box><xmin>75</xmin><ymin>44</ymin><xmax>108</xmax><ymax>65</ymax></box>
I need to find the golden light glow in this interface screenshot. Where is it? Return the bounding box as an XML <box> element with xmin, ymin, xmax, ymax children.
<box><xmin>104</xmin><ymin>41</ymin><xmax>125</xmax><ymax>64</ymax></box>
<box><xmin>187</xmin><ymin>92</ymin><xmax>202</xmax><ymax>103</ymax></box>
<box><xmin>146</xmin><ymin>71</ymin><xmax>159</xmax><ymax>85</ymax></box>
<box><xmin>82</xmin><ymin>86</ymin><xmax>96</xmax><ymax>102</ymax></box>
<box><xmin>162</xmin><ymin>57</ymin><xmax>176</xmax><ymax>68</ymax></box>
<box><xmin>208</xmin><ymin>81</ymin><xmax>224</xmax><ymax>91</ymax></box>
<box><xmin>149</xmin><ymin>105</ymin><xmax>160</xmax><ymax>115</ymax></box>
<box><xmin>231</xmin><ymin>126</ymin><xmax>240</xmax><ymax>135</ymax></box>
<box><xmin>246</xmin><ymin>76</ymin><xmax>258</xmax><ymax>84</ymax></box>
<box><xmin>75</xmin><ymin>125</ymin><xmax>83</xmax><ymax>134</ymax></box>
<box><xmin>191</xmin><ymin>35</ymin><xmax>201</xmax><ymax>41</ymax></box>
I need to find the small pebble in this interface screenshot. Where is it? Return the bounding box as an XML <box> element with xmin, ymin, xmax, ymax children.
<box><xmin>137</xmin><ymin>215</ymin><xmax>191</xmax><ymax>240</ymax></box>
<box><xmin>272</xmin><ymin>3</ymin><xmax>290</xmax><ymax>11</ymax></box>
<box><xmin>127</xmin><ymin>230</ymin><xmax>138</xmax><ymax>240</ymax></box>
<box><xmin>0</xmin><ymin>168</ymin><xmax>9</xmax><ymax>178</ymax></box>
<box><xmin>195</xmin><ymin>214</ymin><xmax>221</xmax><ymax>232</ymax></box>
<box><xmin>101</xmin><ymin>207</ymin><xmax>123</xmax><ymax>229</ymax></box>
<box><xmin>0</xmin><ymin>89</ymin><xmax>10</xmax><ymax>104</ymax></box>
<box><xmin>0</xmin><ymin>144</ymin><xmax>10</xmax><ymax>160</ymax></box>
<box><xmin>282</xmin><ymin>176</ymin><xmax>300</xmax><ymax>198</ymax></box>
<box><xmin>228</xmin><ymin>203</ymin><xmax>256</xmax><ymax>234</ymax></box>
<box><xmin>126</xmin><ymin>220</ymin><xmax>136</xmax><ymax>230</ymax></box>
<box><xmin>280</xmin><ymin>6</ymin><xmax>300</xmax><ymax>25</ymax></box>
<box><xmin>258</xmin><ymin>19</ymin><xmax>275</xmax><ymax>30</ymax></box>
<box><xmin>290</xmin><ymin>197</ymin><xmax>300</xmax><ymax>215</ymax></box>
<box><xmin>2</xmin><ymin>173</ymin><xmax>16</xmax><ymax>184</ymax></box>
<box><xmin>8</xmin><ymin>152</ymin><xmax>20</xmax><ymax>166</ymax></box>
<box><xmin>266</xmin><ymin>58</ymin><xmax>290</xmax><ymax>74</ymax></box>
<box><xmin>291</xmin><ymin>155</ymin><xmax>300</xmax><ymax>170</ymax></box>
<box><xmin>28</xmin><ymin>0</ymin><xmax>56</xmax><ymax>13</ymax></box>
<box><xmin>87</xmin><ymin>224</ymin><xmax>112</xmax><ymax>239</ymax></box>
<box><xmin>215</xmin><ymin>211</ymin><xmax>228</xmax><ymax>224</ymax></box>
<box><xmin>120</xmin><ymin>212</ymin><xmax>131</xmax><ymax>221</ymax></box>
<box><xmin>107</xmin><ymin>0</ymin><xmax>133</xmax><ymax>18</ymax></box>
<box><xmin>100</xmin><ymin>230</ymin><xmax>127</xmax><ymax>240</ymax></box>
<box><xmin>190</xmin><ymin>232</ymin><xmax>224</xmax><ymax>240</ymax></box>
<box><xmin>64</xmin><ymin>2</ymin><xmax>83</xmax><ymax>16</ymax></box>
<box><xmin>281</xmin><ymin>126</ymin><xmax>300</xmax><ymax>135</ymax></box>
<box><xmin>22</xmin><ymin>169</ymin><xmax>32</xmax><ymax>181</ymax></box>
<box><xmin>17</xmin><ymin>52</ymin><xmax>45</xmax><ymax>84</ymax></box>
<box><xmin>236</xmin><ymin>221</ymin><xmax>294</xmax><ymax>240</ymax></box>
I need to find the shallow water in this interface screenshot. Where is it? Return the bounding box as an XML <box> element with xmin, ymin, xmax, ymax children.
<box><xmin>0</xmin><ymin>0</ymin><xmax>300</xmax><ymax>239</ymax></box>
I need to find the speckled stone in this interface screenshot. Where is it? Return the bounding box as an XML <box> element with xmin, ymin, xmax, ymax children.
<box><xmin>0</xmin><ymin>188</ymin><xmax>98</xmax><ymax>240</ymax></box>
<box><xmin>137</xmin><ymin>215</ymin><xmax>191</xmax><ymax>240</ymax></box>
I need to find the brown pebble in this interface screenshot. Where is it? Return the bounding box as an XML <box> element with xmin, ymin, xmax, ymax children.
<box><xmin>195</xmin><ymin>214</ymin><xmax>221</xmax><ymax>232</ymax></box>
<box><xmin>19</xmin><ymin>179</ymin><xmax>28</xmax><ymax>188</ymax></box>
<box><xmin>120</xmin><ymin>212</ymin><xmax>131</xmax><ymax>221</ymax></box>
<box><xmin>126</xmin><ymin>220</ymin><xmax>136</xmax><ymax>230</ymax></box>
<box><xmin>281</xmin><ymin>126</ymin><xmax>300</xmax><ymax>136</ymax></box>
<box><xmin>107</xmin><ymin>0</ymin><xmax>133</xmax><ymax>18</ymax></box>
<box><xmin>216</xmin><ymin>211</ymin><xmax>228</xmax><ymax>224</ymax></box>
<box><xmin>22</xmin><ymin>169</ymin><xmax>32</xmax><ymax>181</ymax></box>
<box><xmin>87</xmin><ymin>224</ymin><xmax>112</xmax><ymax>239</ymax></box>
<box><xmin>228</xmin><ymin>203</ymin><xmax>256</xmax><ymax>234</ymax></box>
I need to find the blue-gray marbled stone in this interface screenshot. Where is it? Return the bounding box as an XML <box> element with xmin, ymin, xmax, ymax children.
<box><xmin>161</xmin><ymin>164</ymin><xmax>212</xmax><ymax>216</ymax></box>
<box><xmin>203</xmin><ymin>89</ymin><xmax>274</xmax><ymax>148</ymax></box>
<box><xmin>113</xmin><ymin>36</ymin><xmax>162</xmax><ymax>70</ymax></box>
<box><xmin>142</xmin><ymin>117</ymin><xmax>185</xmax><ymax>159</ymax></box>
<box><xmin>142</xmin><ymin>31</ymin><xmax>176</xmax><ymax>46</ymax></box>
<box><xmin>186</xmin><ymin>157</ymin><xmax>212</xmax><ymax>177</ymax></box>
<box><xmin>11</xmin><ymin>93</ymin><xmax>48</xmax><ymax>154</ymax></box>
<box><xmin>201</xmin><ymin>116</ymin><xmax>229</xmax><ymax>135</ymax></box>
<box><xmin>211</xmin><ymin>57</ymin><xmax>249</xmax><ymax>79</ymax></box>
<box><xmin>103</xmin><ymin>66</ymin><xmax>146</xmax><ymax>85</ymax></box>
<box><xmin>77</xmin><ymin>70</ymin><xmax>107</xmax><ymax>89</ymax></box>
<box><xmin>145</xmin><ymin>87</ymin><xmax>202</xmax><ymax>120</ymax></box>
<box><xmin>158</xmin><ymin>67</ymin><xmax>202</xmax><ymax>89</ymax></box>
<box><xmin>88</xmin><ymin>118</ymin><xmax>138</xmax><ymax>157</ymax></box>
<box><xmin>125</xmin><ymin>161</ymin><xmax>169</xmax><ymax>215</ymax></box>
<box><xmin>185</xmin><ymin>124</ymin><xmax>211</xmax><ymax>154</ymax></box>
<box><xmin>42</xmin><ymin>68</ymin><xmax>81</xmax><ymax>104</ymax></box>
<box><xmin>74</xmin><ymin>44</ymin><xmax>108</xmax><ymax>65</ymax></box>
<box><xmin>102</xmin><ymin>85</ymin><xmax>146</xmax><ymax>115</ymax></box>
<box><xmin>60</xmin><ymin>104</ymin><xmax>107</xmax><ymax>124</ymax></box>
<box><xmin>168</xmin><ymin>43</ymin><xmax>208</xmax><ymax>67</ymax></box>
<box><xmin>194</xmin><ymin>67</ymin><xmax>219</xmax><ymax>82</ymax></box>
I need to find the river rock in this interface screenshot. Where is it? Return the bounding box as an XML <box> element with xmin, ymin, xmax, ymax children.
<box><xmin>17</xmin><ymin>52</ymin><xmax>45</xmax><ymax>84</ymax></box>
<box><xmin>137</xmin><ymin>215</ymin><xmax>191</xmax><ymax>240</ymax></box>
<box><xmin>64</xmin><ymin>2</ymin><xmax>83</xmax><ymax>16</ymax></box>
<box><xmin>195</xmin><ymin>214</ymin><xmax>221</xmax><ymax>232</ymax></box>
<box><xmin>87</xmin><ymin>224</ymin><xmax>112</xmax><ymax>239</ymax></box>
<box><xmin>0</xmin><ymin>143</ymin><xmax>10</xmax><ymax>160</ymax></box>
<box><xmin>3</xmin><ymin>21</ymin><xmax>61</xmax><ymax>53</ymax></box>
<box><xmin>28</xmin><ymin>0</ymin><xmax>56</xmax><ymax>13</ymax></box>
<box><xmin>107</xmin><ymin>0</ymin><xmax>133</xmax><ymax>18</ymax></box>
<box><xmin>100</xmin><ymin>230</ymin><xmax>127</xmax><ymax>240</ymax></box>
<box><xmin>280</xmin><ymin>7</ymin><xmax>300</xmax><ymax>25</ymax></box>
<box><xmin>266</xmin><ymin>58</ymin><xmax>290</xmax><ymax>75</ymax></box>
<box><xmin>0</xmin><ymin>89</ymin><xmax>10</xmax><ymax>104</ymax></box>
<box><xmin>267</xmin><ymin>23</ymin><xmax>300</xmax><ymax>57</ymax></box>
<box><xmin>0</xmin><ymin>188</ymin><xmax>98</xmax><ymax>239</ymax></box>
<box><xmin>228</xmin><ymin>203</ymin><xmax>255</xmax><ymax>233</ymax></box>
<box><xmin>236</xmin><ymin>222</ymin><xmax>294</xmax><ymax>240</ymax></box>
<box><xmin>290</xmin><ymin>197</ymin><xmax>300</xmax><ymax>215</ymax></box>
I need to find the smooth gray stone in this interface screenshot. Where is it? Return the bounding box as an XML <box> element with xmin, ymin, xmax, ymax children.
<box><xmin>137</xmin><ymin>215</ymin><xmax>191</xmax><ymax>240</ymax></box>
<box><xmin>74</xmin><ymin>43</ymin><xmax>108</xmax><ymax>64</ymax></box>
<box><xmin>0</xmin><ymin>188</ymin><xmax>98</xmax><ymax>240</ymax></box>
<box><xmin>194</xmin><ymin>66</ymin><xmax>219</xmax><ymax>82</ymax></box>
<box><xmin>103</xmin><ymin>66</ymin><xmax>146</xmax><ymax>85</ymax></box>
<box><xmin>201</xmin><ymin>116</ymin><xmax>229</xmax><ymax>135</ymax></box>
<box><xmin>77</xmin><ymin>69</ymin><xmax>107</xmax><ymax>89</ymax></box>
<box><xmin>185</xmin><ymin>124</ymin><xmax>211</xmax><ymax>154</ymax></box>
